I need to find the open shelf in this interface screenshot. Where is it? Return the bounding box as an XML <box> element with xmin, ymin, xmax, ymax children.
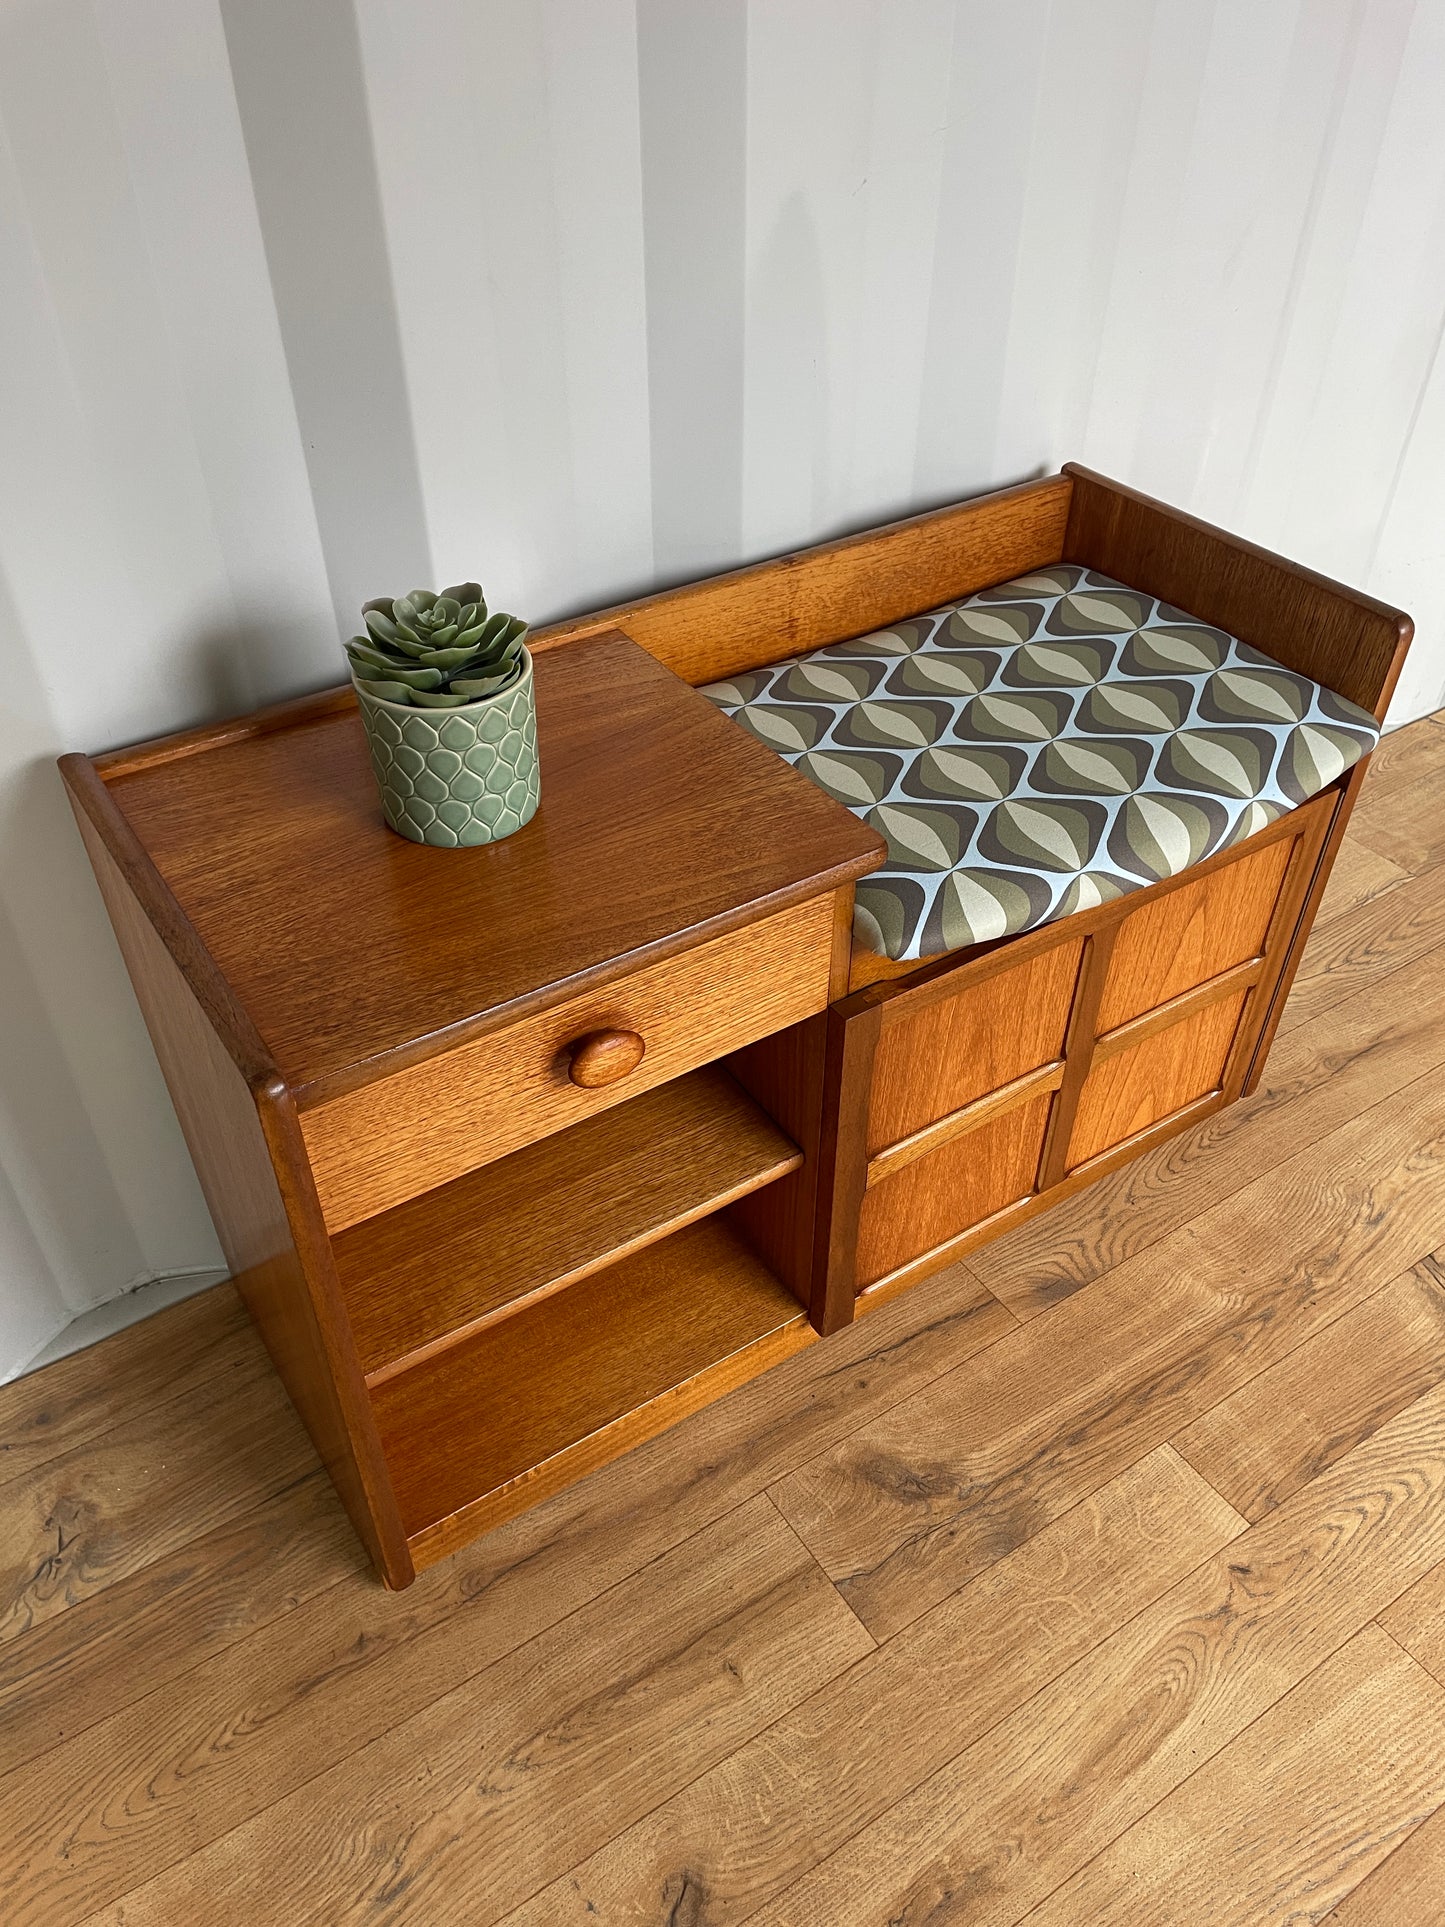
<box><xmin>332</xmin><ymin>1065</ymin><xmax>801</xmax><ymax>1383</ymax></box>
<box><xmin>372</xmin><ymin>1214</ymin><xmax>814</xmax><ymax>1569</ymax></box>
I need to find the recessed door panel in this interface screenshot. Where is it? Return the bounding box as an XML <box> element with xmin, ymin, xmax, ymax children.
<box><xmin>858</xmin><ymin>1093</ymin><xmax>1053</xmax><ymax>1289</ymax></box>
<box><xmin>1068</xmin><ymin>992</ymin><xmax>1248</xmax><ymax>1170</ymax></box>
<box><xmin>868</xmin><ymin>938</ymin><xmax>1080</xmax><ymax>1155</ymax></box>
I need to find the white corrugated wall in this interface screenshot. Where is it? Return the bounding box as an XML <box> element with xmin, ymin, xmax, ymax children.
<box><xmin>2</xmin><ymin>0</ymin><xmax>1443</xmax><ymax>1374</ymax></box>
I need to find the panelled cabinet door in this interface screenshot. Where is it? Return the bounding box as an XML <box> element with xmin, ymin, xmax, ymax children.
<box><xmin>843</xmin><ymin>789</ymin><xmax>1337</xmax><ymax>1303</ymax></box>
<box><xmin>1064</xmin><ymin>797</ymin><xmax>1332</xmax><ymax>1173</ymax></box>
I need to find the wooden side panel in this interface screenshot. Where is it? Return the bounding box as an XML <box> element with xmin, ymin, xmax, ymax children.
<box><xmin>726</xmin><ymin>887</ymin><xmax>864</xmax><ymax>1336</ymax></box>
<box><xmin>1097</xmin><ymin>834</ymin><xmax>1291</xmax><ymax>1031</ymax></box>
<box><xmin>868</xmin><ymin>937</ymin><xmax>1081</xmax><ymax>1153</ymax></box>
<box><xmin>1063</xmin><ymin>464</ymin><xmax>1412</xmax><ymax>720</ymax></box>
<box><xmin>1243</xmin><ymin>767</ymin><xmax>1362</xmax><ymax>1095</ymax></box>
<box><xmin>1067</xmin><ymin>992</ymin><xmax>1249</xmax><ymax>1169</ymax></box>
<box><xmin>69</xmin><ymin>807</ymin><xmax>411</xmax><ymax>1587</ymax></box>
<box><xmin>726</xmin><ymin>1016</ymin><xmax>827</xmax><ymax>1322</ymax></box>
<box><xmin>301</xmin><ymin>892</ymin><xmax>837</xmax><ymax>1235</ymax></box>
<box><xmin>528</xmin><ymin>475</ymin><xmax>1073</xmax><ymax>686</ymax></box>
<box><xmin>857</xmin><ymin>1093</ymin><xmax>1052</xmax><ymax>1290</ymax></box>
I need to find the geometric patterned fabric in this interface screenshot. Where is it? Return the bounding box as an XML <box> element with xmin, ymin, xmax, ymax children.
<box><xmin>700</xmin><ymin>565</ymin><xmax>1379</xmax><ymax>961</ymax></box>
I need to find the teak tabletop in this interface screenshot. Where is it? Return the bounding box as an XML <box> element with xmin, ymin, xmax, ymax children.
<box><xmin>90</xmin><ymin>631</ymin><xmax>883</xmax><ymax>1104</ymax></box>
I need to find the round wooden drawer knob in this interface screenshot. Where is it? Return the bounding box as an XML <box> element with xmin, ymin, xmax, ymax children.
<box><xmin>567</xmin><ymin>1028</ymin><xmax>646</xmax><ymax>1089</ymax></box>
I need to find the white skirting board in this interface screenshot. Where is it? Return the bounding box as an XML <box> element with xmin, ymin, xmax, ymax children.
<box><xmin>7</xmin><ymin>1266</ymin><xmax>231</xmax><ymax>1383</ymax></box>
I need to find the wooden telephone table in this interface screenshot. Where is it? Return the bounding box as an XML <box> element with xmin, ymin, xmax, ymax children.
<box><xmin>62</xmin><ymin>466</ymin><xmax>1410</xmax><ymax>1588</ymax></box>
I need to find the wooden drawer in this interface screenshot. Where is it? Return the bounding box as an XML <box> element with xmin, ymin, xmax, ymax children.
<box><xmin>301</xmin><ymin>892</ymin><xmax>839</xmax><ymax>1233</ymax></box>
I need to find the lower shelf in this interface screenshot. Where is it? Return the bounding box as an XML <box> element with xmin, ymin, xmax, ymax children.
<box><xmin>333</xmin><ymin>1064</ymin><xmax>800</xmax><ymax>1383</ymax></box>
<box><xmin>372</xmin><ymin>1213</ymin><xmax>814</xmax><ymax>1569</ymax></box>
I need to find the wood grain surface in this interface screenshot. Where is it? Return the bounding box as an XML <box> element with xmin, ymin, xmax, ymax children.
<box><xmin>67</xmin><ymin>806</ymin><xmax>411</xmax><ymax>1586</ymax></box>
<box><xmin>1025</xmin><ymin>1625</ymin><xmax>1445</xmax><ymax>1927</ymax></box>
<box><xmin>300</xmin><ymin>889</ymin><xmax>835</xmax><ymax>1233</ymax></box>
<box><xmin>332</xmin><ymin>1065</ymin><xmax>800</xmax><ymax>1379</ymax></box>
<box><xmin>528</xmin><ymin>472</ymin><xmax>1075</xmax><ymax>686</ymax></box>
<box><xmin>755</xmin><ymin>1386</ymin><xmax>1445</xmax><ymax>1924</ymax></box>
<box><xmin>1094</xmin><ymin>830</ymin><xmax>1289</xmax><ymax>1030</ymax></box>
<box><xmin>4</xmin><ymin>704</ymin><xmax>1440</xmax><ymax>1926</ymax></box>
<box><xmin>864</xmin><ymin>1058</ymin><xmax>1065</xmax><ymax>1189</ymax></box>
<box><xmin>1063</xmin><ymin>463</ymin><xmax>1412</xmax><ymax>719</ymax></box>
<box><xmin>857</xmin><ymin>1092</ymin><xmax>1053</xmax><ymax>1289</ymax></box>
<box><xmin>867</xmin><ymin>937</ymin><xmax>1079</xmax><ymax>1151</ymax></box>
<box><xmin>1172</xmin><ymin>1263</ymin><xmax>1445</xmax><ymax>1520</ymax></box>
<box><xmin>373</xmin><ymin>1215</ymin><xmax>814</xmax><ymax>1556</ymax></box>
<box><xmin>505</xmin><ymin>1447</ymin><xmax>1243</xmax><ymax>1927</ymax></box>
<box><xmin>1066</xmin><ymin>988</ymin><xmax>1247</xmax><ymax>1167</ymax></box>
<box><xmin>1326</xmin><ymin>1801</ymin><xmax>1445</xmax><ymax>1923</ymax></box>
<box><xmin>773</xmin><ymin>1055</ymin><xmax>1445</xmax><ymax>1640</ymax></box>
<box><xmin>970</xmin><ymin>927</ymin><xmax>1445</xmax><ymax>1318</ymax></box>
<box><xmin>95</xmin><ymin>632</ymin><xmax>881</xmax><ymax>1100</ymax></box>
<box><xmin>62</xmin><ymin>1498</ymin><xmax>871</xmax><ymax>1927</ymax></box>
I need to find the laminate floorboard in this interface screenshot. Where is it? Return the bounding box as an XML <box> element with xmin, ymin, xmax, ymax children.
<box><xmin>751</xmin><ymin>1384</ymin><xmax>1445</xmax><ymax>1926</ymax></box>
<box><xmin>0</xmin><ymin>710</ymin><xmax>1441</xmax><ymax>1925</ymax></box>
<box><xmin>1026</xmin><ymin>1625</ymin><xmax>1445</xmax><ymax>1926</ymax></box>
<box><xmin>68</xmin><ymin>1500</ymin><xmax>872</xmax><ymax>1927</ymax></box>
<box><xmin>504</xmin><ymin>1448</ymin><xmax>1243</xmax><ymax>1927</ymax></box>
<box><xmin>1171</xmin><ymin>1260</ymin><xmax>1445</xmax><ymax>1520</ymax></box>
<box><xmin>1325</xmin><ymin>1799</ymin><xmax>1445</xmax><ymax>1922</ymax></box>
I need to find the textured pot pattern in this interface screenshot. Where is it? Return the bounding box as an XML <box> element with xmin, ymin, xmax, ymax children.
<box><xmin>353</xmin><ymin>648</ymin><xmax>540</xmax><ymax>847</ymax></box>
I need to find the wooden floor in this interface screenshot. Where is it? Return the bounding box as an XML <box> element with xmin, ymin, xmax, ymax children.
<box><xmin>5</xmin><ymin>712</ymin><xmax>1445</xmax><ymax>1926</ymax></box>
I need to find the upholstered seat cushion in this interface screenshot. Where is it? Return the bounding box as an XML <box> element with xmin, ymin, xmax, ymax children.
<box><xmin>701</xmin><ymin>564</ymin><xmax>1380</xmax><ymax>962</ymax></box>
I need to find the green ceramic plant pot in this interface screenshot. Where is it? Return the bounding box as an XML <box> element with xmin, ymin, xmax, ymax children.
<box><xmin>352</xmin><ymin>647</ymin><xmax>540</xmax><ymax>848</ymax></box>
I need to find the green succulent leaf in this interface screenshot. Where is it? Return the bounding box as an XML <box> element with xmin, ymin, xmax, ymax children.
<box><xmin>408</xmin><ymin>688</ymin><xmax>477</xmax><ymax>708</ymax></box>
<box><xmin>440</xmin><ymin>582</ymin><xmax>484</xmax><ymax>611</ymax></box>
<box><xmin>351</xmin><ymin>581</ymin><xmax>527</xmax><ymax>705</ymax></box>
<box><xmin>449</xmin><ymin>663</ymin><xmax>523</xmax><ymax>700</ymax></box>
<box><xmin>346</xmin><ymin>638</ymin><xmax>404</xmax><ymax>674</ymax></box>
<box><xmin>362</xmin><ymin>607</ymin><xmax>401</xmax><ymax>645</ymax></box>
<box><xmin>412</xmin><ymin>642</ymin><xmax>486</xmax><ymax>669</ymax></box>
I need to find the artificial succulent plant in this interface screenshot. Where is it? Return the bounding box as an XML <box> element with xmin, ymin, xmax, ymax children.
<box><xmin>346</xmin><ymin>584</ymin><xmax>528</xmax><ymax>708</ymax></box>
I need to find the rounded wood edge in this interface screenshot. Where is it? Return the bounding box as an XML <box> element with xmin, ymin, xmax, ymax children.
<box><xmin>567</xmin><ymin>1028</ymin><xmax>646</xmax><ymax>1088</ymax></box>
<box><xmin>90</xmin><ymin>683</ymin><xmax>357</xmax><ymax>777</ymax></box>
<box><xmin>59</xmin><ymin>754</ymin><xmax>280</xmax><ymax>1089</ymax></box>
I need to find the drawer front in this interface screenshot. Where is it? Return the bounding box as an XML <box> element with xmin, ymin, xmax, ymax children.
<box><xmin>303</xmin><ymin>892</ymin><xmax>838</xmax><ymax>1233</ymax></box>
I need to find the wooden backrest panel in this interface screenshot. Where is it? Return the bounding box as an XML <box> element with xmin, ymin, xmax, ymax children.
<box><xmin>529</xmin><ymin>474</ymin><xmax>1074</xmax><ymax>686</ymax></box>
<box><xmin>1063</xmin><ymin>464</ymin><xmax>1411</xmax><ymax>720</ymax></box>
